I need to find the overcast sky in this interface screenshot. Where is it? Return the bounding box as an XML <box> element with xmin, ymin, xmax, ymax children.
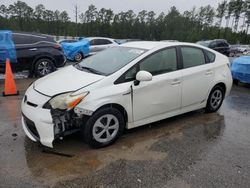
<box><xmin>2</xmin><ymin>0</ymin><xmax>220</xmax><ymax>19</ymax></box>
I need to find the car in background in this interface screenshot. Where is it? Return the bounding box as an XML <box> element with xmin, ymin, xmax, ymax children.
<box><xmin>238</xmin><ymin>45</ymin><xmax>250</xmax><ymax>53</ymax></box>
<box><xmin>115</xmin><ymin>39</ymin><xmax>141</xmax><ymax>44</ymax></box>
<box><xmin>229</xmin><ymin>45</ymin><xmax>241</xmax><ymax>57</ymax></box>
<box><xmin>22</xmin><ymin>41</ymin><xmax>232</xmax><ymax>148</ymax></box>
<box><xmin>0</xmin><ymin>31</ymin><xmax>66</xmax><ymax>77</ymax></box>
<box><xmin>231</xmin><ymin>55</ymin><xmax>250</xmax><ymax>84</ymax></box>
<box><xmin>161</xmin><ymin>40</ymin><xmax>179</xmax><ymax>42</ymax></box>
<box><xmin>57</xmin><ymin>39</ymin><xmax>78</xmax><ymax>44</ymax></box>
<box><xmin>197</xmin><ymin>39</ymin><xmax>230</xmax><ymax>56</ymax></box>
<box><xmin>86</xmin><ymin>37</ymin><xmax>118</xmax><ymax>55</ymax></box>
<box><xmin>61</xmin><ymin>39</ymin><xmax>90</xmax><ymax>62</ymax></box>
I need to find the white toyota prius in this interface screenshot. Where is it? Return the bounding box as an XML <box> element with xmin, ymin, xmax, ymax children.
<box><xmin>21</xmin><ymin>41</ymin><xmax>232</xmax><ymax>148</ymax></box>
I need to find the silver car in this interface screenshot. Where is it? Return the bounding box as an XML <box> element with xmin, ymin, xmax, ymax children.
<box><xmin>86</xmin><ymin>37</ymin><xmax>118</xmax><ymax>55</ymax></box>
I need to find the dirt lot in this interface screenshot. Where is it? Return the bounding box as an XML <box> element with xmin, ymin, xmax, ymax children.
<box><xmin>0</xmin><ymin>78</ymin><xmax>250</xmax><ymax>188</ymax></box>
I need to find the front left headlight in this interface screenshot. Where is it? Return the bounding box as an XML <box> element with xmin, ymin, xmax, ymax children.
<box><xmin>43</xmin><ymin>91</ymin><xmax>89</xmax><ymax>111</ymax></box>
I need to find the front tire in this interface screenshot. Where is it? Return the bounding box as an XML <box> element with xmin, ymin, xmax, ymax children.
<box><xmin>205</xmin><ymin>85</ymin><xmax>225</xmax><ymax>113</ymax></box>
<box><xmin>82</xmin><ymin>108</ymin><xmax>125</xmax><ymax>148</ymax></box>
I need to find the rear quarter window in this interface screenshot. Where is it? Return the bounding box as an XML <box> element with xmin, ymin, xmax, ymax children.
<box><xmin>204</xmin><ymin>50</ymin><xmax>216</xmax><ymax>63</ymax></box>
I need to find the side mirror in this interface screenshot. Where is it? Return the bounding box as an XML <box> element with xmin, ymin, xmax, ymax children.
<box><xmin>134</xmin><ymin>71</ymin><xmax>152</xmax><ymax>86</ymax></box>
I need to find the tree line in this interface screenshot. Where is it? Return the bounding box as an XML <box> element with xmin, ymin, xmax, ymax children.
<box><xmin>0</xmin><ymin>0</ymin><xmax>250</xmax><ymax>44</ymax></box>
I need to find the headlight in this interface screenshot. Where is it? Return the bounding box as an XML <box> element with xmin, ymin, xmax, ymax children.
<box><xmin>43</xmin><ymin>91</ymin><xmax>89</xmax><ymax>110</ymax></box>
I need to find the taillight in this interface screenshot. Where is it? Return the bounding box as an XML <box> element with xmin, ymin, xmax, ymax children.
<box><xmin>54</xmin><ymin>44</ymin><xmax>62</xmax><ymax>50</ymax></box>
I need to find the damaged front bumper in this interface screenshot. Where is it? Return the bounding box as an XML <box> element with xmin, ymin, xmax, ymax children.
<box><xmin>21</xmin><ymin>100</ymin><xmax>55</xmax><ymax>147</ymax></box>
<box><xmin>21</xmin><ymin>87</ymin><xmax>83</xmax><ymax>148</ymax></box>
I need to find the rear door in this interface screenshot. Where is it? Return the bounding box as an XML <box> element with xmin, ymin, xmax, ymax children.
<box><xmin>180</xmin><ymin>46</ymin><xmax>215</xmax><ymax>108</ymax></box>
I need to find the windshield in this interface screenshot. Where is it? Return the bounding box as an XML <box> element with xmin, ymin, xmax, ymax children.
<box><xmin>77</xmin><ymin>47</ymin><xmax>146</xmax><ymax>75</ymax></box>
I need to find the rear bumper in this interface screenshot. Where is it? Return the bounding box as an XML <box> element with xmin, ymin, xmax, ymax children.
<box><xmin>54</xmin><ymin>53</ymin><xmax>67</xmax><ymax>67</ymax></box>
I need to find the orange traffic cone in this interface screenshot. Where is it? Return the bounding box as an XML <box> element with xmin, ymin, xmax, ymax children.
<box><xmin>2</xmin><ymin>59</ymin><xmax>19</xmax><ymax>96</ymax></box>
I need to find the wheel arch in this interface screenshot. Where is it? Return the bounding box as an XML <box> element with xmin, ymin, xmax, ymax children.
<box><xmin>75</xmin><ymin>51</ymin><xmax>85</xmax><ymax>58</ymax></box>
<box><xmin>79</xmin><ymin>51</ymin><xmax>85</xmax><ymax>57</ymax></box>
<box><xmin>215</xmin><ymin>82</ymin><xmax>226</xmax><ymax>94</ymax></box>
<box><xmin>94</xmin><ymin>103</ymin><xmax>128</xmax><ymax>123</ymax></box>
<box><xmin>31</xmin><ymin>55</ymin><xmax>56</xmax><ymax>74</ymax></box>
<box><xmin>207</xmin><ymin>82</ymin><xmax>227</xmax><ymax>101</ymax></box>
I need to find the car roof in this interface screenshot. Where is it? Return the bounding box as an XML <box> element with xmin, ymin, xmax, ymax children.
<box><xmin>121</xmin><ymin>41</ymin><xmax>199</xmax><ymax>50</ymax></box>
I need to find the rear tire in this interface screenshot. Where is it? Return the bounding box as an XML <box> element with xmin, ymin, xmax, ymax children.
<box><xmin>82</xmin><ymin>108</ymin><xmax>125</xmax><ymax>148</ymax></box>
<box><xmin>34</xmin><ymin>58</ymin><xmax>55</xmax><ymax>77</ymax></box>
<box><xmin>205</xmin><ymin>85</ymin><xmax>225</xmax><ymax>113</ymax></box>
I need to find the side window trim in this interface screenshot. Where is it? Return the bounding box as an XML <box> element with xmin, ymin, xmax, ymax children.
<box><xmin>115</xmin><ymin>46</ymin><xmax>179</xmax><ymax>85</ymax></box>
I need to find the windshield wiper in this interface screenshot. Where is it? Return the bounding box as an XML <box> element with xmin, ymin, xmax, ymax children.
<box><xmin>75</xmin><ymin>64</ymin><xmax>104</xmax><ymax>75</ymax></box>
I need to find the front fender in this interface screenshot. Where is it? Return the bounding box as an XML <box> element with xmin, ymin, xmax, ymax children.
<box><xmin>74</xmin><ymin>91</ymin><xmax>133</xmax><ymax>122</ymax></box>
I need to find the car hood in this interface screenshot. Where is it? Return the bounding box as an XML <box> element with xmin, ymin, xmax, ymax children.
<box><xmin>34</xmin><ymin>65</ymin><xmax>105</xmax><ymax>97</ymax></box>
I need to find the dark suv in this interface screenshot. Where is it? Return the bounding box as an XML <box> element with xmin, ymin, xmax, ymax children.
<box><xmin>0</xmin><ymin>31</ymin><xmax>66</xmax><ymax>77</ymax></box>
<box><xmin>197</xmin><ymin>39</ymin><xmax>230</xmax><ymax>56</ymax></box>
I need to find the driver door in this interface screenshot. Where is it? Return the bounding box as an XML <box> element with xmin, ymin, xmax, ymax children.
<box><xmin>127</xmin><ymin>47</ymin><xmax>182</xmax><ymax>122</ymax></box>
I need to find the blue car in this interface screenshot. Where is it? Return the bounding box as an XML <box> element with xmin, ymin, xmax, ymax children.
<box><xmin>61</xmin><ymin>39</ymin><xmax>90</xmax><ymax>62</ymax></box>
<box><xmin>231</xmin><ymin>56</ymin><xmax>250</xmax><ymax>84</ymax></box>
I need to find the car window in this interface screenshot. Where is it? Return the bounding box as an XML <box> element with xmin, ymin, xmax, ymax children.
<box><xmin>139</xmin><ymin>48</ymin><xmax>177</xmax><ymax>75</ymax></box>
<box><xmin>97</xmin><ymin>39</ymin><xmax>111</xmax><ymax>45</ymax></box>
<box><xmin>223</xmin><ymin>42</ymin><xmax>229</xmax><ymax>47</ymax></box>
<box><xmin>124</xmin><ymin>48</ymin><xmax>177</xmax><ymax>80</ymax></box>
<box><xmin>209</xmin><ymin>41</ymin><xmax>217</xmax><ymax>48</ymax></box>
<box><xmin>78</xmin><ymin>47</ymin><xmax>146</xmax><ymax>75</ymax></box>
<box><xmin>89</xmin><ymin>39</ymin><xmax>96</xmax><ymax>46</ymax></box>
<box><xmin>197</xmin><ymin>41</ymin><xmax>210</xmax><ymax>47</ymax></box>
<box><xmin>13</xmin><ymin>34</ymin><xmax>29</xmax><ymax>44</ymax></box>
<box><xmin>204</xmin><ymin>50</ymin><xmax>216</xmax><ymax>63</ymax></box>
<box><xmin>90</xmin><ymin>39</ymin><xmax>112</xmax><ymax>45</ymax></box>
<box><xmin>181</xmin><ymin>47</ymin><xmax>206</xmax><ymax>68</ymax></box>
<box><xmin>217</xmin><ymin>42</ymin><xmax>224</xmax><ymax>47</ymax></box>
<box><xmin>101</xmin><ymin>39</ymin><xmax>112</xmax><ymax>45</ymax></box>
<box><xmin>125</xmin><ymin>66</ymin><xmax>138</xmax><ymax>80</ymax></box>
<box><xmin>13</xmin><ymin>34</ymin><xmax>44</xmax><ymax>45</ymax></box>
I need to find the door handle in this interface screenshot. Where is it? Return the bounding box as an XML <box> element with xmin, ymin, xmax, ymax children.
<box><xmin>171</xmin><ymin>79</ymin><xmax>181</xmax><ymax>85</ymax></box>
<box><xmin>205</xmin><ymin>70</ymin><xmax>213</xmax><ymax>75</ymax></box>
<box><xmin>123</xmin><ymin>90</ymin><xmax>132</xmax><ymax>95</ymax></box>
<box><xmin>29</xmin><ymin>48</ymin><xmax>37</xmax><ymax>51</ymax></box>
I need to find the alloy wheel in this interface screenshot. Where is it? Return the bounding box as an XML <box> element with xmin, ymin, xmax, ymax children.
<box><xmin>37</xmin><ymin>61</ymin><xmax>53</xmax><ymax>76</ymax></box>
<box><xmin>75</xmin><ymin>53</ymin><xmax>82</xmax><ymax>62</ymax></box>
<box><xmin>92</xmin><ymin>114</ymin><xmax>119</xmax><ymax>143</ymax></box>
<box><xmin>210</xmin><ymin>89</ymin><xmax>223</xmax><ymax>110</ymax></box>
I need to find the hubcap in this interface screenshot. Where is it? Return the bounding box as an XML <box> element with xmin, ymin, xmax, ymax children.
<box><xmin>37</xmin><ymin>61</ymin><xmax>52</xmax><ymax>76</ymax></box>
<box><xmin>93</xmin><ymin>114</ymin><xmax>119</xmax><ymax>143</ymax></box>
<box><xmin>75</xmin><ymin>53</ymin><xmax>82</xmax><ymax>61</ymax></box>
<box><xmin>210</xmin><ymin>89</ymin><xmax>223</xmax><ymax>109</ymax></box>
